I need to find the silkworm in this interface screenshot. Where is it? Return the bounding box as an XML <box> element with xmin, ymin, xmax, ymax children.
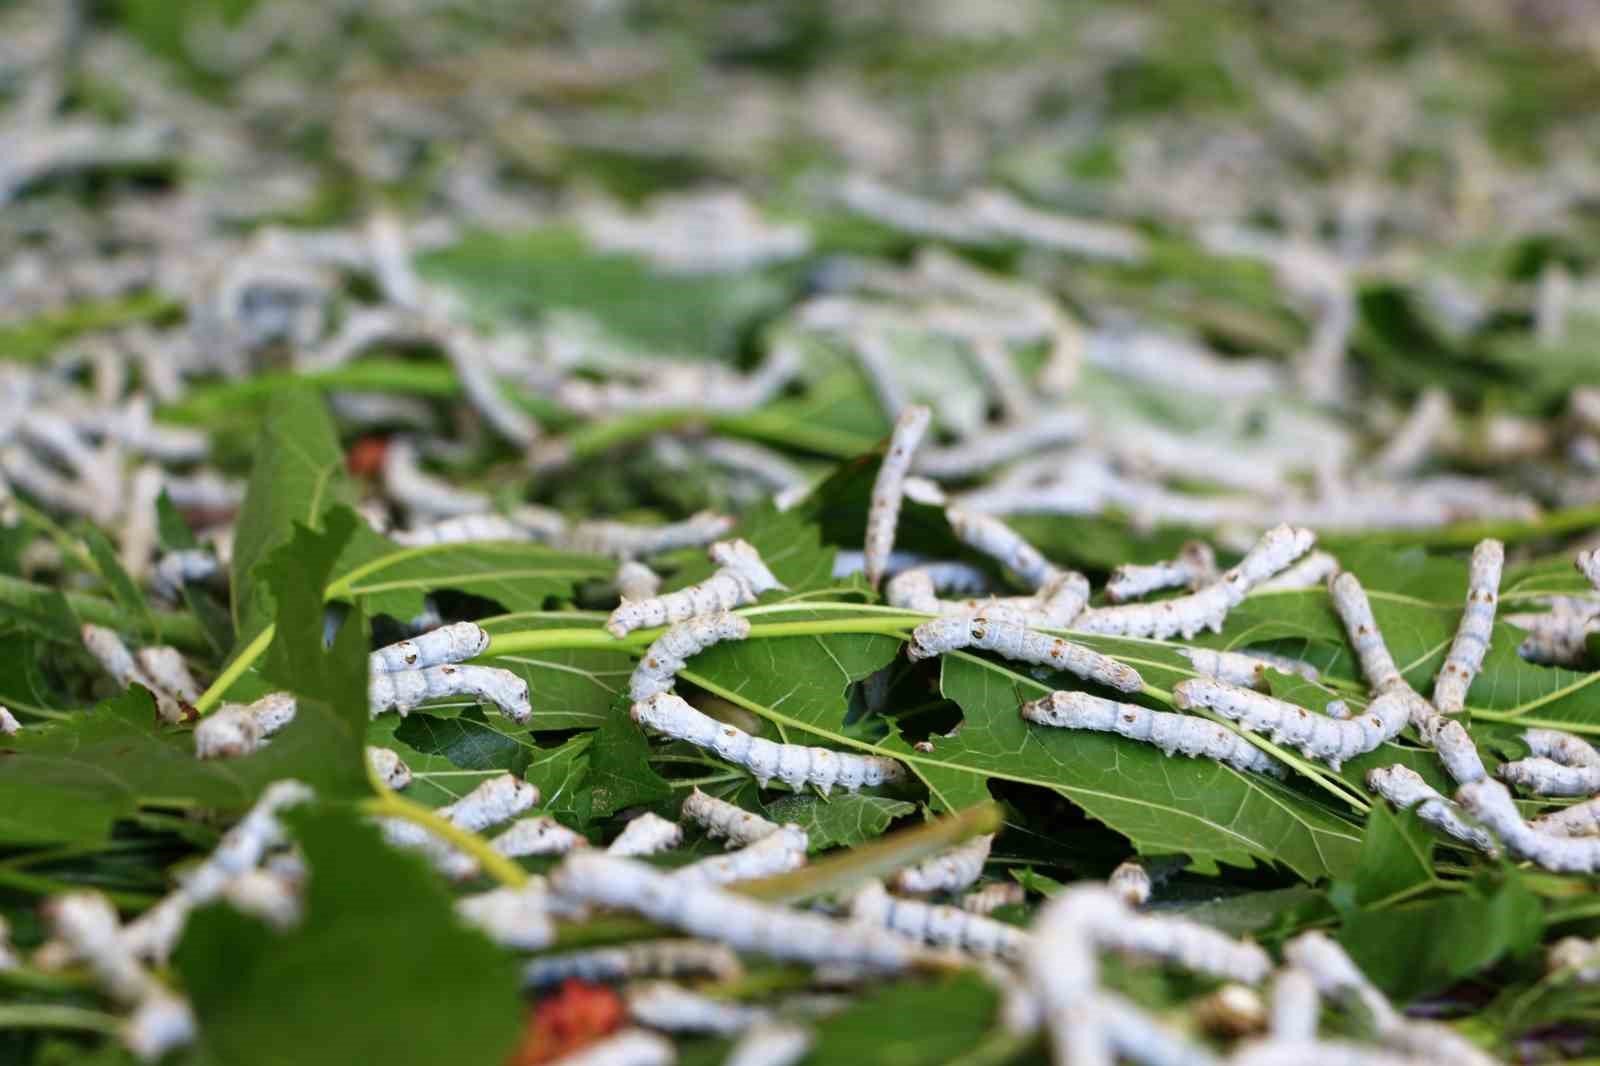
<box><xmin>1021</xmin><ymin>691</ymin><xmax>1285</xmax><ymax>777</ymax></box>
<box><xmin>0</xmin><ymin>707</ymin><xmax>18</xmax><ymax>735</ymax></box>
<box><xmin>864</xmin><ymin>405</ymin><xmax>932</xmax><ymax>589</ymax></box>
<box><xmin>1365</xmin><ymin>766</ymin><xmax>1498</xmax><ymax>855</ymax></box>
<box><xmin>908</xmin><ymin>612</ymin><xmax>1144</xmax><ymax>694</ymax></box>
<box><xmin>1074</xmin><ymin>525</ymin><xmax>1315</xmax><ymax>641</ymax></box>
<box><xmin>1179</xmin><ymin>648</ymin><xmax>1268</xmax><ymax>691</ymax></box>
<box><xmin>367</xmin><ymin>745</ymin><xmax>412</xmax><ymax>790</ymax></box>
<box><xmin>629</xmin><ymin>612</ymin><xmax>752</xmax><ymax>701</ymax></box>
<box><xmin>439</xmin><ymin>326</ymin><xmax>540</xmax><ymax>448</ymax></box>
<box><xmin>680</xmin><ymin>787</ymin><xmax>780</xmax><ymax>846</ymax></box>
<box><xmin>607</xmin><ymin>812</ymin><xmax>684</xmax><ymax>857</ymax></box>
<box><xmin>1498</xmin><ymin>757</ymin><xmax>1600</xmax><ymax>797</ymax></box>
<box><xmin>541</xmin><ymin>1029</ymin><xmax>674</xmax><ymax>1066</ymax></box>
<box><xmin>1</xmin><ymin>444</ymin><xmax>105</xmax><ymax>520</ymax></box>
<box><xmin>383</xmin><ymin>773</ymin><xmax>538</xmax><ymax>861</ymax></box>
<box><xmin>1580</xmin><ymin>549</ymin><xmax>1600</xmax><ymax>591</ymax></box>
<box><xmin>1431</xmin><ymin>539</ymin><xmax>1503</xmax><ymax>714</ymax></box>
<box><xmin>193</xmin><ymin>692</ymin><xmax>297</xmax><ymax>759</ymax></box>
<box><xmin>390</xmin><ymin>512</ymin><xmax>535</xmax><ymax>547</ymax></box>
<box><xmin>1531</xmin><ymin>797</ymin><xmax>1600</xmax><ymax>838</ymax></box>
<box><xmin>946</xmin><ymin>508</ymin><xmax>1056</xmax><ymax>589</ymax></box>
<box><xmin>674</xmin><ymin>824</ymin><xmax>808</xmax><ymax>885</ymax></box>
<box><xmin>891</xmin><ymin>833</ymin><xmax>992</xmax><ymax>895</ymax></box>
<box><xmin>833</xmin><ymin>551</ymin><xmax>991</xmax><ymax>594</ymax></box>
<box><xmin>1328</xmin><ymin>572</ymin><xmax>1406</xmax><ymax>694</ymax></box>
<box><xmin>1247</xmin><ymin>652</ymin><xmax>1322</xmax><ymax>682</ymax></box>
<box><xmin>1172</xmin><ymin>680</ymin><xmax>1409</xmax><ymax>769</ymax></box>
<box><xmin>220</xmin><ymin>870</ymin><xmax>302</xmax><ymax>930</ymax></box>
<box><xmin>626</xmin><ymin>981</ymin><xmax>772</xmax><ymax>1035</ymax></box>
<box><xmin>1268</xmin><ymin>968</ymin><xmax>1320</xmax><ymax>1041</ymax></box>
<box><xmin>151</xmin><ymin>548</ymin><xmax>221</xmax><ymax>601</ymax></box>
<box><xmin>548</xmin><ymin>852</ymin><xmax>924</xmax><ymax>971</ymax></box>
<box><xmin>490</xmin><ymin>817</ymin><xmax>587</xmax><ymax>857</ymax></box>
<box><xmin>1423</xmin><ymin>718</ymin><xmax>1487</xmax><ymax>785</ymax></box>
<box><xmin>912</xmin><ymin>409</ymin><xmax>1087</xmax><ymax>478</ymax></box>
<box><xmin>563</xmin><ymin>510</ymin><xmax>736</xmax><ymax>559</ymax></box>
<box><xmin>631</xmin><ymin>693</ymin><xmax>905</xmax><ymax>793</ymax></box>
<box><xmin>81</xmin><ymin>624</ymin><xmax>186</xmax><ymax>723</ymax></box>
<box><xmin>1372</xmin><ymin>387</ymin><xmax>1453</xmax><ymax>478</ymax></box>
<box><xmin>1506</xmin><ymin>609</ymin><xmax>1594</xmax><ymax>666</ymax></box>
<box><xmin>1458</xmin><ymin>779</ymin><xmax>1600</xmax><ymax>873</ymax></box>
<box><xmin>615</xmin><ymin>560</ymin><xmax>662</xmax><ymax>602</ymax></box>
<box><xmin>1097</xmin><ymin>991</ymin><xmax>1222</xmax><ymax>1066</ymax></box>
<box><xmin>368</xmin><ymin>663</ymin><xmax>532</xmax><ymax>723</ymax></box>
<box><xmin>134</xmin><ymin>647</ymin><xmax>202</xmax><ymax>705</ymax></box>
<box><xmin>1547</xmin><ymin>937</ymin><xmax>1600</xmax><ymax>981</ymax></box>
<box><xmin>120</xmin><ymin>464</ymin><xmax>163</xmax><ymax>580</ymax></box>
<box><xmin>381</xmin><ymin>436</ymin><xmax>492</xmax><ymax>518</ymax></box>
<box><xmin>524</xmin><ymin>939</ymin><xmax>742</xmax><ymax>991</ymax></box>
<box><xmin>1105</xmin><ymin>911</ymin><xmax>1273</xmax><ymax>985</ymax></box>
<box><xmin>724</xmin><ymin>1023</ymin><xmax>814</xmax><ymax>1066</ymax></box>
<box><xmin>850</xmin><ymin>879</ymin><xmax>1027</xmax><ymax>960</ymax></box>
<box><xmin>455</xmin><ymin>884</ymin><xmax>555</xmax><ymax>951</ymax></box>
<box><xmin>606</xmin><ymin>539</ymin><xmax>783</xmax><ymax>638</ymax></box>
<box><xmin>1525</xmin><ymin>728</ymin><xmax>1600</xmax><ymax>767</ymax></box>
<box><xmin>961</xmin><ymin>882</ymin><xmax>1024</xmax><ymax>915</ymax></box>
<box><xmin>1108</xmin><ymin>862</ymin><xmax>1152</xmax><ymax>907</ymax></box>
<box><xmin>370</xmin><ymin>621</ymin><xmax>490</xmax><ymax>674</ymax></box>
<box><xmin>1255</xmin><ymin>551</ymin><xmax>1340</xmax><ymax>593</ymax></box>
<box><xmin>1230</xmin><ymin>1040</ymin><xmax>1431</xmax><ymax>1066</ymax></box>
<box><xmin>1104</xmin><ymin>541</ymin><xmax>1217</xmax><ymax>603</ymax></box>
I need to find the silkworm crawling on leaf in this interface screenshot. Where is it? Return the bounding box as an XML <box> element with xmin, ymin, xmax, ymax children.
<box><xmin>380</xmin><ymin>436</ymin><xmax>492</xmax><ymax>518</ymax></box>
<box><xmin>370</xmin><ymin>621</ymin><xmax>490</xmax><ymax>673</ymax></box>
<box><xmin>563</xmin><ymin>510</ymin><xmax>736</xmax><ymax>559</ymax></box>
<box><xmin>962</xmin><ymin>882</ymin><xmax>1025</xmax><ymax>915</ymax></box>
<box><xmin>1108</xmin><ymin>861</ymin><xmax>1152</xmax><ymax>907</ymax></box>
<box><xmin>908</xmin><ymin>611</ymin><xmax>1144</xmax><ymax>693</ymax></box>
<box><xmin>455</xmin><ymin>884</ymin><xmax>555</xmax><ymax>951</ymax></box>
<box><xmin>1498</xmin><ymin>757</ymin><xmax>1600</xmax><ymax>797</ymax></box>
<box><xmin>615</xmin><ymin>560</ymin><xmax>661</xmax><ymax>602</ymax></box>
<box><xmin>629</xmin><ymin>611</ymin><xmax>752</xmax><ymax>701</ymax></box>
<box><xmin>1431</xmin><ymin>539</ymin><xmax>1503</xmax><ymax>715</ymax></box>
<box><xmin>633</xmin><ymin>694</ymin><xmax>904</xmax><ymax>792</ymax></box>
<box><xmin>135</xmin><ymin>647</ymin><xmax>202</xmax><ymax>705</ymax></box>
<box><xmin>674</xmin><ymin>824</ymin><xmax>808</xmax><ymax>885</ymax></box>
<box><xmin>81</xmin><ymin>624</ymin><xmax>187</xmax><ymax>723</ymax></box>
<box><xmin>221</xmin><ymin>870</ymin><xmax>302</xmax><ymax>930</ymax></box>
<box><xmin>380</xmin><ymin>774</ymin><xmax>538</xmax><ymax>870</ymax></box>
<box><xmin>1531</xmin><ymin>797</ymin><xmax>1600</xmax><ymax>838</ymax></box>
<box><xmin>1458</xmin><ymin>779</ymin><xmax>1600</xmax><ymax>873</ymax></box>
<box><xmin>193</xmin><ymin>692</ymin><xmax>297</xmax><ymax>759</ymax></box>
<box><xmin>681</xmin><ymin>787</ymin><xmax>780</xmax><ymax>846</ymax></box>
<box><xmin>1104</xmin><ymin>540</ymin><xmax>1216</xmax><ymax>603</ymax></box>
<box><xmin>151</xmin><ymin>548</ymin><xmax>221</xmax><ymax>601</ymax></box>
<box><xmin>1172</xmin><ymin>680</ymin><xmax>1409</xmax><ymax>769</ymax></box>
<box><xmin>945</xmin><ymin>507</ymin><xmax>1056</xmax><ymax>589</ymax></box>
<box><xmin>1179</xmin><ymin>648</ymin><xmax>1268</xmax><ymax>691</ymax></box>
<box><xmin>548</xmin><ymin>852</ymin><xmax>927</xmax><ymax>971</ymax></box>
<box><xmin>626</xmin><ymin>981</ymin><xmax>772</xmax><ymax>1034</ymax></box>
<box><xmin>1254</xmin><ymin>550</ymin><xmax>1339</xmax><ymax>593</ymax></box>
<box><xmin>389</xmin><ymin>512</ymin><xmax>536</xmax><ymax>547</ymax></box>
<box><xmin>723</xmin><ymin>1023</ymin><xmax>814</xmax><ymax>1066</ymax></box>
<box><xmin>912</xmin><ymin>409</ymin><xmax>1086</xmax><ymax>478</ymax></box>
<box><xmin>1422</xmin><ymin>717</ymin><xmax>1487</xmax><ymax>785</ymax></box>
<box><xmin>1506</xmin><ymin>608</ymin><xmax>1595</xmax><ymax>666</ymax></box>
<box><xmin>864</xmin><ymin>405</ymin><xmax>932</xmax><ymax>589</ymax></box>
<box><xmin>490</xmin><ymin>817</ymin><xmax>587</xmax><ymax>857</ymax></box>
<box><xmin>366</xmin><ymin>746</ymin><xmax>412</xmax><ymax>790</ymax></box>
<box><xmin>890</xmin><ymin>833</ymin><xmax>992</xmax><ymax>894</ymax></box>
<box><xmin>1525</xmin><ymin>728</ymin><xmax>1600</xmax><ymax>768</ymax></box>
<box><xmin>607</xmin><ymin>812</ymin><xmax>683</xmax><ymax>857</ymax></box>
<box><xmin>368</xmin><ymin>663</ymin><xmax>532</xmax><ymax>723</ymax></box>
<box><xmin>850</xmin><ymin>879</ymin><xmax>1027</xmax><ymax>960</ymax></box>
<box><xmin>523</xmin><ymin>939</ymin><xmax>743</xmax><ymax>989</ymax></box>
<box><xmin>1328</xmin><ymin>572</ymin><xmax>1406</xmax><ymax>695</ymax></box>
<box><xmin>1365</xmin><ymin>766</ymin><xmax>1498</xmax><ymax>855</ymax></box>
<box><xmin>1021</xmin><ymin>690</ymin><xmax>1286</xmax><ymax>777</ymax></box>
<box><xmin>1580</xmin><ymin>549</ymin><xmax>1600</xmax><ymax>591</ymax></box>
<box><xmin>606</xmin><ymin>539</ymin><xmax>783</xmax><ymax>638</ymax></box>
<box><xmin>1268</xmin><ymin>968</ymin><xmax>1321</xmax><ymax>1040</ymax></box>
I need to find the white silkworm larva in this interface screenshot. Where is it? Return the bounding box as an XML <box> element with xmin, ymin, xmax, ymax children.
<box><xmin>390</xmin><ymin>513</ymin><xmax>534</xmax><ymax>547</ymax></box>
<box><xmin>1423</xmin><ymin>717</ymin><xmax>1487</xmax><ymax>785</ymax></box>
<box><xmin>381</xmin><ymin>437</ymin><xmax>492</xmax><ymax>518</ymax></box>
<box><xmin>1328</xmin><ymin>572</ymin><xmax>1406</xmax><ymax>694</ymax></box>
<box><xmin>439</xmin><ymin>774</ymin><xmax>540</xmax><ymax>834</ymax></box>
<box><xmin>1104</xmin><ymin>541</ymin><xmax>1216</xmax><ymax>603</ymax></box>
<box><xmin>543</xmin><ymin>1029</ymin><xmax>675</xmax><ymax>1066</ymax></box>
<box><xmin>0</xmin><ymin>707</ymin><xmax>18</xmax><ymax>735</ymax></box>
<box><xmin>1179</xmin><ymin>648</ymin><xmax>1267</xmax><ymax>691</ymax></box>
<box><xmin>220</xmin><ymin>870</ymin><xmax>302</xmax><ymax>930</ymax></box>
<box><xmin>616</xmin><ymin>560</ymin><xmax>662</xmax><ymax>602</ymax></box>
<box><xmin>1074</xmin><ymin>526</ymin><xmax>1315</xmax><ymax>641</ymax></box>
<box><xmin>902</xmin><ymin>475</ymin><xmax>946</xmax><ymax>506</ymax></box>
<box><xmin>1531</xmin><ymin>798</ymin><xmax>1600</xmax><ymax>838</ymax></box>
<box><xmin>908</xmin><ymin>612</ymin><xmax>1144</xmax><ymax>694</ymax></box>
<box><xmin>81</xmin><ymin>624</ymin><xmax>185</xmax><ymax>723</ymax></box>
<box><xmin>1108</xmin><ymin>862</ymin><xmax>1152</xmax><ymax>907</ymax></box>
<box><xmin>626</xmin><ymin>981</ymin><xmax>772</xmax><ymax>1035</ymax></box>
<box><xmin>1458</xmin><ymin>779</ymin><xmax>1600</xmax><ymax>873</ymax></box>
<box><xmin>134</xmin><ymin>647</ymin><xmax>202</xmax><ymax>704</ymax></box>
<box><xmin>841</xmin><ymin>552</ymin><xmax>991</xmax><ymax>594</ymax></box>
<box><xmin>673</xmin><ymin>825</ymin><xmax>808</xmax><ymax>885</ymax></box>
<box><xmin>1105</xmin><ymin>912</ymin><xmax>1273</xmax><ymax>985</ymax></box>
<box><xmin>523</xmin><ymin>940</ymin><xmax>743</xmax><ymax>989</ymax></box>
<box><xmin>564</xmin><ymin>511</ymin><xmax>736</xmax><ymax>559</ymax></box>
<box><xmin>1247</xmin><ymin>652</ymin><xmax>1322</xmax><ymax>682</ymax></box>
<box><xmin>1525</xmin><ymin>728</ymin><xmax>1600</xmax><ymax>767</ymax></box>
<box><xmin>440</xmin><ymin>327</ymin><xmax>540</xmax><ymax>448</ymax></box>
<box><xmin>912</xmin><ymin>409</ymin><xmax>1087</xmax><ymax>479</ymax></box>
<box><xmin>193</xmin><ymin>692</ymin><xmax>297</xmax><ymax>759</ymax></box>
<box><xmin>368</xmin><ymin>664</ymin><xmax>532</xmax><ymax>723</ymax></box>
<box><xmin>1097</xmin><ymin>991</ymin><xmax>1222</xmax><ymax>1066</ymax></box>
<box><xmin>1230</xmin><ymin>1041</ymin><xmax>1429</xmax><ymax>1066</ymax></box>
<box><xmin>890</xmin><ymin>833</ymin><xmax>992</xmax><ymax>895</ymax></box>
<box><xmin>151</xmin><ymin>548</ymin><xmax>220</xmax><ymax>600</ymax></box>
<box><xmin>723</xmin><ymin>1022</ymin><xmax>814</xmax><ymax>1066</ymax></box>
<box><xmin>1372</xmin><ymin>387</ymin><xmax>1453</xmax><ymax>478</ymax></box>
<box><xmin>1269</xmin><ymin>968</ymin><xmax>1321</xmax><ymax>1041</ymax></box>
<box><xmin>946</xmin><ymin>508</ymin><xmax>1055</xmax><ymax>590</ymax></box>
<box><xmin>966</xmin><ymin>885</ymin><xmax>1030</xmax><ymax>925</ymax></box>
<box><xmin>1507</xmin><ymin>609</ymin><xmax>1594</xmax><ymax>666</ymax></box>
<box><xmin>1580</xmin><ymin>549</ymin><xmax>1600</xmax><ymax>591</ymax></box>
<box><xmin>370</xmin><ymin>621</ymin><xmax>491</xmax><ymax>673</ymax></box>
<box><xmin>366</xmin><ymin>745</ymin><xmax>412</xmax><ymax>790</ymax></box>
<box><xmin>680</xmin><ymin>788</ymin><xmax>780</xmax><ymax>846</ymax></box>
<box><xmin>1431</xmin><ymin>539</ymin><xmax>1503</xmax><ymax>715</ymax></box>
<box><xmin>548</xmin><ymin>852</ymin><xmax>923</xmax><ymax>971</ymax></box>
<box><xmin>119</xmin><ymin>464</ymin><xmax>163</xmax><ymax>581</ymax></box>
<box><xmin>607</xmin><ymin>813</ymin><xmax>684</xmax><ymax>857</ymax></box>
<box><xmin>850</xmin><ymin>880</ymin><xmax>1027</xmax><ymax>960</ymax></box>
<box><xmin>632</xmin><ymin>693</ymin><xmax>905</xmax><ymax>793</ymax></box>
<box><xmin>1365</xmin><ymin>766</ymin><xmax>1498</xmax><ymax>855</ymax></box>
<box><xmin>606</xmin><ymin>539</ymin><xmax>783</xmax><ymax>638</ymax></box>
<box><xmin>491</xmin><ymin>817</ymin><xmax>587</xmax><ymax>857</ymax></box>
<box><xmin>864</xmin><ymin>405</ymin><xmax>932</xmax><ymax>590</ymax></box>
<box><xmin>1022</xmin><ymin>690</ymin><xmax>1285</xmax><ymax>777</ymax></box>
<box><xmin>629</xmin><ymin>612</ymin><xmax>752</xmax><ymax>701</ymax></box>
<box><xmin>1499</xmin><ymin>757</ymin><xmax>1600</xmax><ymax>797</ymax></box>
<box><xmin>455</xmin><ymin>884</ymin><xmax>556</xmax><ymax>951</ymax></box>
<box><xmin>1172</xmin><ymin>680</ymin><xmax>1409</xmax><ymax>770</ymax></box>
<box><xmin>1254</xmin><ymin>551</ymin><xmax>1340</xmax><ymax>593</ymax></box>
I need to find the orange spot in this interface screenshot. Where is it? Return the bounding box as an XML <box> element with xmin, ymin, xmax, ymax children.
<box><xmin>505</xmin><ymin>980</ymin><xmax>624</xmax><ymax>1066</ymax></box>
<box><xmin>347</xmin><ymin>436</ymin><xmax>389</xmax><ymax>478</ymax></box>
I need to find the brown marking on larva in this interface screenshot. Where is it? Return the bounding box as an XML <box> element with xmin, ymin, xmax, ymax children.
<box><xmin>441</xmin><ymin>665</ymin><xmax>456</xmax><ymax>674</ymax></box>
<box><xmin>405</xmin><ymin>652</ymin><xmax>418</xmax><ymax>664</ymax></box>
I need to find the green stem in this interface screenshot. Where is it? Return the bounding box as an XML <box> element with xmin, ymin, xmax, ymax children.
<box><xmin>0</xmin><ymin>574</ymin><xmax>207</xmax><ymax>651</ymax></box>
<box><xmin>160</xmin><ymin>359</ymin><xmax>464</xmax><ymax>423</ymax></box>
<box><xmin>481</xmin><ymin>616</ymin><xmax>928</xmax><ymax>659</ymax></box>
<box><xmin>192</xmin><ymin>624</ymin><xmax>275</xmax><ymax>714</ymax></box>
<box><xmin>0</xmin><ymin>1004</ymin><xmax>122</xmax><ymax>1034</ymax></box>
<box><xmin>1470</xmin><ymin>710</ymin><xmax>1600</xmax><ymax>735</ymax></box>
<box><xmin>559</xmin><ymin>408</ymin><xmax>875</xmax><ymax>462</ymax></box>
<box><xmin>359</xmin><ymin>790</ymin><xmax>528</xmax><ymax>889</ymax></box>
<box><xmin>0</xmin><ymin>866</ymin><xmax>157</xmax><ymax>908</ymax></box>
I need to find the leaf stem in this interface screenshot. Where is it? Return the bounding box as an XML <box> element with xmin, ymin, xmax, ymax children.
<box><xmin>359</xmin><ymin>790</ymin><xmax>529</xmax><ymax>889</ymax></box>
<box><xmin>0</xmin><ymin>573</ymin><xmax>206</xmax><ymax>651</ymax></box>
<box><xmin>481</xmin><ymin>616</ymin><xmax>927</xmax><ymax>658</ymax></box>
<box><xmin>1470</xmin><ymin>710</ymin><xmax>1600</xmax><ymax>735</ymax></box>
<box><xmin>0</xmin><ymin>1004</ymin><xmax>123</xmax><ymax>1034</ymax></box>
<box><xmin>192</xmin><ymin>624</ymin><xmax>275</xmax><ymax>714</ymax></box>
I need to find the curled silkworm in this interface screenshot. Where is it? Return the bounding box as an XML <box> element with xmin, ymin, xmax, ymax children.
<box><xmin>1108</xmin><ymin>862</ymin><xmax>1152</xmax><ymax>907</ymax></box>
<box><xmin>891</xmin><ymin>833</ymin><xmax>993</xmax><ymax>895</ymax></box>
<box><xmin>616</xmin><ymin>560</ymin><xmax>662</xmax><ymax>602</ymax></box>
<box><xmin>629</xmin><ymin>612</ymin><xmax>752</xmax><ymax>701</ymax></box>
<box><xmin>961</xmin><ymin>882</ymin><xmax>1024</xmax><ymax>915</ymax></box>
<box><xmin>627</xmin><ymin>981</ymin><xmax>771</xmax><ymax>1035</ymax></box>
<box><xmin>631</xmin><ymin>693</ymin><xmax>904</xmax><ymax>793</ymax></box>
<box><xmin>908</xmin><ymin>612</ymin><xmax>1144</xmax><ymax>693</ymax></box>
<box><xmin>381</xmin><ymin>437</ymin><xmax>491</xmax><ymax>518</ymax></box>
<box><xmin>865</xmin><ymin>406</ymin><xmax>932</xmax><ymax>589</ymax></box>
<box><xmin>1104</xmin><ymin>541</ymin><xmax>1217</xmax><ymax>603</ymax></box>
<box><xmin>1173</xmin><ymin>680</ymin><xmax>1408</xmax><ymax>770</ymax></box>
<box><xmin>681</xmin><ymin>787</ymin><xmax>780</xmax><ymax>846</ymax></box>
<box><xmin>370</xmin><ymin>621</ymin><xmax>490</xmax><ymax>674</ymax></box>
<box><xmin>548</xmin><ymin>852</ymin><xmax>925</xmax><ymax>971</ymax></box>
<box><xmin>1499</xmin><ymin>757</ymin><xmax>1600</xmax><ymax>797</ymax></box>
<box><xmin>1458</xmin><ymin>779</ymin><xmax>1600</xmax><ymax>873</ymax></box>
<box><xmin>1180</xmin><ymin>648</ymin><xmax>1268</xmax><ymax>691</ymax></box>
<box><xmin>542</xmin><ymin>1029</ymin><xmax>674</xmax><ymax>1066</ymax></box>
<box><xmin>674</xmin><ymin>824</ymin><xmax>808</xmax><ymax>885</ymax></box>
<box><xmin>1365</xmin><ymin>766</ymin><xmax>1498</xmax><ymax>855</ymax></box>
<box><xmin>523</xmin><ymin>939</ymin><xmax>743</xmax><ymax>989</ymax></box>
<box><xmin>1580</xmin><ymin>549</ymin><xmax>1600</xmax><ymax>591</ymax></box>
<box><xmin>1431</xmin><ymin>540</ymin><xmax>1503</xmax><ymax>715</ymax></box>
<box><xmin>946</xmin><ymin>508</ymin><xmax>1055</xmax><ymax>590</ymax></box>
<box><xmin>366</xmin><ymin>746</ymin><xmax>412</xmax><ymax>790</ymax></box>
<box><xmin>151</xmin><ymin>548</ymin><xmax>221</xmax><ymax>601</ymax></box>
<box><xmin>1424</xmin><ymin>718</ymin><xmax>1487</xmax><ymax>785</ymax></box>
<box><xmin>1021</xmin><ymin>690</ymin><xmax>1285</xmax><ymax>777</ymax></box>
<box><xmin>0</xmin><ymin>707</ymin><xmax>18</xmax><ymax>735</ymax></box>
<box><xmin>606</xmin><ymin>539</ymin><xmax>783</xmax><ymax>638</ymax></box>
<box><xmin>850</xmin><ymin>880</ymin><xmax>1026</xmax><ymax>960</ymax></box>
<box><xmin>724</xmin><ymin>1022</ymin><xmax>814</xmax><ymax>1066</ymax></box>
<box><xmin>563</xmin><ymin>511</ymin><xmax>736</xmax><ymax>559</ymax></box>
<box><xmin>193</xmin><ymin>692</ymin><xmax>297</xmax><ymax>759</ymax></box>
<box><xmin>1328</xmin><ymin>572</ymin><xmax>1405</xmax><ymax>694</ymax></box>
<box><xmin>81</xmin><ymin>625</ymin><xmax>186</xmax><ymax>723</ymax></box>
<box><xmin>607</xmin><ymin>813</ymin><xmax>684</xmax><ymax>857</ymax></box>
<box><xmin>491</xmin><ymin>817</ymin><xmax>587</xmax><ymax>857</ymax></box>
<box><xmin>913</xmin><ymin>409</ymin><xmax>1086</xmax><ymax>478</ymax></box>
<box><xmin>1074</xmin><ymin>525</ymin><xmax>1315</xmax><ymax>641</ymax></box>
<box><xmin>368</xmin><ymin>664</ymin><xmax>532</xmax><ymax>723</ymax></box>
<box><xmin>455</xmin><ymin>884</ymin><xmax>555</xmax><ymax>951</ymax></box>
<box><xmin>1526</xmin><ymin>728</ymin><xmax>1600</xmax><ymax>767</ymax></box>
<box><xmin>1255</xmin><ymin>551</ymin><xmax>1340</xmax><ymax>593</ymax></box>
